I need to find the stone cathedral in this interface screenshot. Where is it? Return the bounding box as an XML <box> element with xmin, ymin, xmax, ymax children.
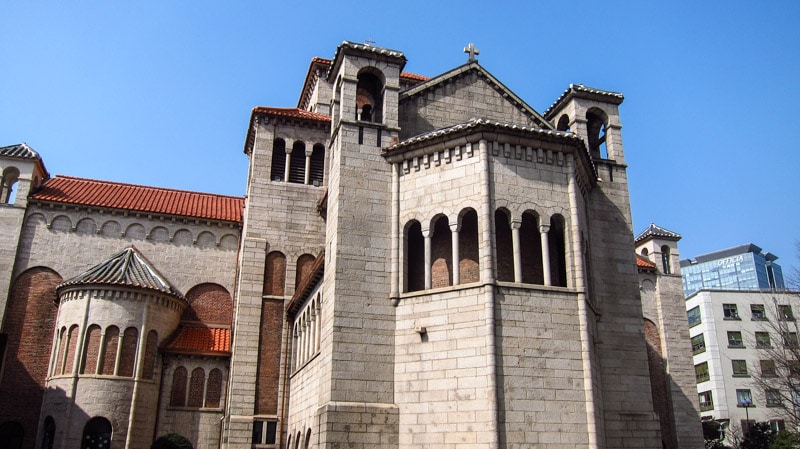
<box><xmin>0</xmin><ymin>42</ymin><xmax>703</xmax><ymax>449</ymax></box>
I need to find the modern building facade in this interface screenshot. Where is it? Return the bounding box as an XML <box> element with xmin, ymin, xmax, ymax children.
<box><xmin>682</xmin><ymin>245</ymin><xmax>794</xmax><ymax>442</ymax></box>
<box><xmin>686</xmin><ymin>290</ymin><xmax>796</xmax><ymax>438</ymax></box>
<box><xmin>681</xmin><ymin>244</ymin><xmax>785</xmax><ymax>297</ymax></box>
<box><xmin>0</xmin><ymin>42</ymin><xmax>703</xmax><ymax>449</ymax></box>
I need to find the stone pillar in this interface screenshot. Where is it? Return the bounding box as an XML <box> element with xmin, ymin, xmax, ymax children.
<box><xmin>511</xmin><ymin>219</ymin><xmax>522</xmax><ymax>283</ymax></box>
<box><xmin>284</xmin><ymin>146</ymin><xmax>292</xmax><ymax>182</ymax></box>
<box><xmin>540</xmin><ymin>224</ymin><xmax>551</xmax><ymax>286</ymax></box>
<box><xmin>423</xmin><ymin>228</ymin><xmax>432</xmax><ymax>290</ymax></box>
<box><xmin>450</xmin><ymin>222</ymin><xmax>460</xmax><ymax>285</ymax></box>
<box><xmin>304</xmin><ymin>148</ymin><xmax>313</xmax><ymax>185</ymax></box>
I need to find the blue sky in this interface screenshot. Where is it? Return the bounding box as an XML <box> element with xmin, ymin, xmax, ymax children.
<box><xmin>2</xmin><ymin>1</ymin><xmax>799</xmax><ymax>272</ymax></box>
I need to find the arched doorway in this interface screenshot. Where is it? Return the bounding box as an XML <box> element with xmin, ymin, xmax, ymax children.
<box><xmin>81</xmin><ymin>417</ymin><xmax>112</xmax><ymax>449</ymax></box>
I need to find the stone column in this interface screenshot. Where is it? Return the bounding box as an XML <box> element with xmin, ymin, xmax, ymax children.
<box><xmin>304</xmin><ymin>148</ymin><xmax>313</xmax><ymax>185</ymax></box>
<box><xmin>284</xmin><ymin>146</ymin><xmax>292</xmax><ymax>182</ymax></box>
<box><xmin>511</xmin><ymin>219</ymin><xmax>522</xmax><ymax>283</ymax></box>
<box><xmin>540</xmin><ymin>224</ymin><xmax>552</xmax><ymax>286</ymax></box>
<box><xmin>422</xmin><ymin>228</ymin><xmax>432</xmax><ymax>290</ymax></box>
<box><xmin>450</xmin><ymin>222</ymin><xmax>460</xmax><ymax>285</ymax></box>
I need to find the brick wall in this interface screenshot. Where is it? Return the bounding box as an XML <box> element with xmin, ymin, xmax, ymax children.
<box><xmin>458</xmin><ymin>211</ymin><xmax>479</xmax><ymax>283</ymax></box>
<box><xmin>255</xmin><ymin>298</ymin><xmax>283</xmax><ymax>415</ymax></box>
<box><xmin>183</xmin><ymin>283</ymin><xmax>233</xmax><ymax>325</ymax></box>
<box><xmin>0</xmin><ymin>267</ymin><xmax>60</xmax><ymax>449</ymax></box>
<box><xmin>295</xmin><ymin>254</ymin><xmax>315</xmax><ymax>290</ymax></box>
<box><xmin>81</xmin><ymin>324</ymin><xmax>102</xmax><ymax>374</ymax></box>
<box><xmin>99</xmin><ymin>326</ymin><xmax>118</xmax><ymax>375</ymax></box>
<box><xmin>263</xmin><ymin>252</ymin><xmax>286</xmax><ymax>296</ymax></box>
<box><xmin>188</xmin><ymin>368</ymin><xmax>205</xmax><ymax>407</ymax></box>
<box><xmin>118</xmin><ymin>327</ymin><xmax>138</xmax><ymax>377</ymax></box>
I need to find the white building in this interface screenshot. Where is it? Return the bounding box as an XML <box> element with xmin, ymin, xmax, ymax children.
<box><xmin>687</xmin><ymin>286</ymin><xmax>796</xmax><ymax>438</ymax></box>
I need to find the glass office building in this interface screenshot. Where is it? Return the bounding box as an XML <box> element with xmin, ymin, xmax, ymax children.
<box><xmin>680</xmin><ymin>243</ymin><xmax>784</xmax><ymax>297</ymax></box>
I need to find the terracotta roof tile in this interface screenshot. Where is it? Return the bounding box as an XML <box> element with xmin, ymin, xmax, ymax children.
<box><xmin>637</xmin><ymin>254</ymin><xmax>657</xmax><ymax>270</ymax></box>
<box><xmin>251</xmin><ymin>107</ymin><xmax>331</xmax><ymax>122</ymax></box>
<box><xmin>163</xmin><ymin>324</ymin><xmax>231</xmax><ymax>355</ymax></box>
<box><xmin>634</xmin><ymin>223</ymin><xmax>681</xmax><ymax>243</ymax></box>
<box><xmin>31</xmin><ymin>176</ymin><xmax>243</xmax><ymax>222</ymax></box>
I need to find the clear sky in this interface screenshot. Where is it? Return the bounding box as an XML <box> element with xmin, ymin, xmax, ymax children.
<box><xmin>2</xmin><ymin>1</ymin><xmax>799</xmax><ymax>272</ymax></box>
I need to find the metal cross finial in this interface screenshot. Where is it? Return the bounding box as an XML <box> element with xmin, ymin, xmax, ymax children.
<box><xmin>463</xmin><ymin>42</ymin><xmax>480</xmax><ymax>61</ymax></box>
<box><xmin>365</xmin><ymin>37</ymin><xmax>375</xmax><ymax>46</ymax></box>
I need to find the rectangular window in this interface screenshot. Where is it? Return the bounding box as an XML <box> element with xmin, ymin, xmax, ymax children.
<box><xmin>767</xmin><ymin>390</ymin><xmax>782</xmax><ymax>407</ymax></box>
<box><xmin>737</xmin><ymin>389</ymin><xmax>753</xmax><ymax>406</ymax></box>
<box><xmin>728</xmin><ymin>331</ymin><xmax>744</xmax><ymax>348</ymax></box>
<box><xmin>252</xmin><ymin>419</ymin><xmax>277</xmax><ymax>446</ymax></box>
<box><xmin>780</xmin><ymin>305</ymin><xmax>795</xmax><ymax>321</ymax></box>
<box><xmin>699</xmin><ymin>390</ymin><xmax>714</xmax><ymax>411</ymax></box>
<box><xmin>723</xmin><ymin>304</ymin><xmax>740</xmax><ymax>320</ymax></box>
<box><xmin>751</xmin><ymin>304</ymin><xmax>766</xmax><ymax>320</ymax></box>
<box><xmin>695</xmin><ymin>362</ymin><xmax>710</xmax><ymax>383</ymax></box>
<box><xmin>756</xmin><ymin>332</ymin><xmax>771</xmax><ymax>348</ymax></box>
<box><xmin>770</xmin><ymin>420</ymin><xmax>786</xmax><ymax>432</ymax></box>
<box><xmin>688</xmin><ymin>306</ymin><xmax>701</xmax><ymax>327</ymax></box>
<box><xmin>732</xmin><ymin>360</ymin><xmax>749</xmax><ymax>377</ymax></box>
<box><xmin>761</xmin><ymin>359</ymin><xmax>777</xmax><ymax>378</ymax></box>
<box><xmin>691</xmin><ymin>334</ymin><xmax>706</xmax><ymax>355</ymax></box>
<box><xmin>785</xmin><ymin>332</ymin><xmax>799</xmax><ymax>348</ymax></box>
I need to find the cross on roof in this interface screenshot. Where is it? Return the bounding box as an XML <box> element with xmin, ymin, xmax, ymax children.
<box><xmin>365</xmin><ymin>37</ymin><xmax>375</xmax><ymax>46</ymax></box>
<box><xmin>463</xmin><ymin>42</ymin><xmax>480</xmax><ymax>62</ymax></box>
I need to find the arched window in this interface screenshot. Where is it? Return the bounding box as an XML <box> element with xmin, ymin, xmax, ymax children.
<box><xmin>263</xmin><ymin>251</ymin><xmax>287</xmax><ymax>296</ymax></box>
<box><xmin>63</xmin><ymin>325</ymin><xmax>80</xmax><ymax>375</ymax></box>
<box><xmin>170</xmin><ymin>366</ymin><xmax>188</xmax><ymax>407</ymax></box>
<box><xmin>310</xmin><ymin>144</ymin><xmax>325</xmax><ymax>186</ymax></box>
<box><xmin>356</xmin><ymin>69</ymin><xmax>384</xmax><ymax>123</ymax></box>
<box><xmin>494</xmin><ymin>210</ymin><xmax>514</xmax><ymax>282</ymax></box>
<box><xmin>81</xmin><ymin>324</ymin><xmax>102</xmax><ymax>375</ymax></box>
<box><xmin>430</xmin><ymin>216</ymin><xmax>452</xmax><ymax>288</ymax></box>
<box><xmin>556</xmin><ymin>114</ymin><xmax>570</xmax><ymax>132</ymax></box>
<box><xmin>1</xmin><ymin>166</ymin><xmax>20</xmax><ymax>204</ymax></box>
<box><xmin>641</xmin><ymin>248</ymin><xmax>649</xmax><ymax>256</ymax></box>
<box><xmin>118</xmin><ymin>327</ymin><xmax>138</xmax><ymax>377</ymax></box>
<box><xmin>142</xmin><ymin>330</ymin><xmax>158</xmax><ymax>379</ymax></box>
<box><xmin>586</xmin><ymin>109</ymin><xmax>608</xmax><ymax>159</ymax></box>
<box><xmin>520</xmin><ymin>211</ymin><xmax>544</xmax><ymax>284</ymax></box>
<box><xmin>548</xmin><ymin>215</ymin><xmax>568</xmax><ymax>287</ymax></box>
<box><xmin>82</xmin><ymin>417</ymin><xmax>112</xmax><ymax>449</ymax></box>
<box><xmin>188</xmin><ymin>367</ymin><xmax>205</xmax><ymax>407</ymax></box>
<box><xmin>458</xmin><ymin>209</ymin><xmax>480</xmax><ymax>284</ymax></box>
<box><xmin>55</xmin><ymin>327</ymin><xmax>67</xmax><ymax>375</ymax></box>
<box><xmin>296</xmin><ymin>254</ymin><xmax>316</xmax><ymax>290</ymax></box>
<box><xmin>295</xmin><ymin>431</ymin><xmax>302</xmax><ymax>449</ymax></box>
<box><xmin>288</xmin><ymin>141</ymin><xmax>306</xmax><ymax>184</ymax></box>
<box><xmin>304</xmin><ymin>429</ymin><xmax>312</xmax><ymax>449</ymax></box>
<box><xmin>205</xmin><ymin>368</ymin><xmax>223</xmax><ymax>408</ymax></box>
<box><xmin>100</xmin><ymin>326</ymin><xmax>119</xmax><ymax>375</ymax></box>
<box><xmin>270</xmin><ymin>138</ymin><xmax>287</xmax><ymax>182</ymax></box>
<box><xmin>661</xmin><ymin>245</ymin><xmax>672</xmax><ymax>274</ymax></box>
<box><xmin>41</xmin><ymin>416</ymin><xmax>55</xmax><ymax>449</ymax></box>
<box><xmin>405</xmin><ymin>220</ymin><xmax>424</xmax><ymax>292</ymax></box>
<box><xmin>0</xmin><ymin>421</ymin><xmax>24</xmax><ymax>449</ymax></box>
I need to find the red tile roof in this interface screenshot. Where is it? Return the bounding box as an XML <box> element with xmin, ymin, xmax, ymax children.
<box><xmin>31</xmin><ymin>176</ymin><xmax>243</xmax><ymax>222</ymax></box>
<box><xmin>251</xmin><ymin>107</ymin><xmax>331</xmax><ymax>122</ymax></box>
<box><xmin>637</xmin><ymin>254</ymin><xmax>657</xmax><ymax>270</ymax></box>
<box><xmin>163</xmin><ymin>324</ymin><xmax>231</xmax><ymax>355</ymax></box>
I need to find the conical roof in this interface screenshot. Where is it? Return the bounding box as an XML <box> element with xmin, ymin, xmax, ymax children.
<box><xmin>57</xmin><ymin>246</ymin><xmax>184</xmax><ymax>299</ymax></box>
<box><xmin>634</xmin><ymin>223</ymin><xmax>681</xmax><ymax>243</ymax></box>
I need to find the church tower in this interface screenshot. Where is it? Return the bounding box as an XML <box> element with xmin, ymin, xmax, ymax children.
<box><xmin>310</xmin><ymin>41</ymin><xmax>407</xmax><ymax>445</ymax></box>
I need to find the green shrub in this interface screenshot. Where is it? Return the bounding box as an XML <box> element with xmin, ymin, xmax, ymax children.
<box><xmin>151</xmin><ymin>433</ymin><xmax>193</xmax><ymax>449</ymax></box>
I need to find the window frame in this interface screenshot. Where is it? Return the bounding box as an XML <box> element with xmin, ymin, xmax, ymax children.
<box><xmin>691</xmin><ymin>333</ymin><xmax>706</xmax><ymax>355</ymax></box>
<box><xmin>723</xmin><ymin>303</ymin><xmax>740</xmax><ymax>320</ymax></box>
<box><xmin>736</xmin><ymin>389</ymin><xmax>753</xmax><ymax>407</ymax></box>
<box><xmin>727</xmin><ymin>331</ymin><xmax>744</xmax><ymax>348</ymax></box>
<box><xmin>751</xmin><ymin>304</ymin><xmax>767</xmax><ymax>320</ymax></box>
<box><xmin>755</xmin><ymin>332</ymin><xmax>772</xmax><ymax>349</ymax></box>
<box><xmin>732</xmin><ymin>359</ymin><xmax>749</xmax><ymax>377</ymax></box>
<box><xmin>688</xmin><ymin>306</ymin><xmax>701</xmax><ymax>327</ymax></box>
<box><xmin>699</xmin><ymin>390</ymin><xmax>714</xmax><ymax>411</ymax></box>
<box><xmin>695</xmin><ymin>361</ymin><xmax>710</xmax><ymax>383</ymax></box>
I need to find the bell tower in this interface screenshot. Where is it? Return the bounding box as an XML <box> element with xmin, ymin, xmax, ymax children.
<box><xmin>312</xmin><ymin>42</ymin><xmax>407</xmax><ymax>448</ymax></box>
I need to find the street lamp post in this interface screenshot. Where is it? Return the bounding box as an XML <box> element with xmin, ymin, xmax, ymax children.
<box><xmin>742</xmin><ymin>398</ymin><xmax>752</xmax><ymax>436</ymax></box>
